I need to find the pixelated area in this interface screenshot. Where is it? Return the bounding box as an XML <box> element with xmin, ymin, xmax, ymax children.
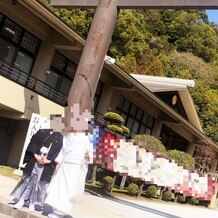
<box><xmin>91</xmin><ymin>127</ymin><xmax>216</xmax><ymax>200</ymax></box>
<box><xmin>69</xmin><ymin>103</ymin><xmax>94</xmax><ymax>133</ymax></box>
<box><xmin>49</xmin><ymin>114</ymin><xmax>65</xmax><ymax>132</ymax></box>
<box><xmin>25</xmin><ymin>109</ymin><xmax>216</xmax><ymax>200</ymax></box>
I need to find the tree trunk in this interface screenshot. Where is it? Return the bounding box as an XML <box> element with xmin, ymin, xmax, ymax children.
<box><xmin>174</xmin><ymin>193</ymin><xmax>179</xmax><ymax>202</ymax></box>
<box><xmin>159</xmin><ymin>186</ymin><xmax>165</xmax><ymax>200</ymax></box>
<box><xmin>119</xmin><ymin>175</ymin><xmax>127</xmax><ymax>190</ymax></box>
<box><xmin>137</xmin><ymin>182</ymin><xmax>144</xmax><ymax>198</ymax></box>
<box><xmin>91</xmin><ymin>165</ymin><xmax>97</xmax><ymax>185</ymax></box>
<box><xmin>111</xmin><ymin>174</ymin><xmax>117</xmax><ymax>193</ymax></box>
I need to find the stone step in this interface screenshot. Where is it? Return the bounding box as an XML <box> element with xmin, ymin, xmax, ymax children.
<box><xmin>0</xmin><ymin>212</ymin><xmax>13</xmax><ymax>218</ymax></box>
<box><xmin>0</xmin><ymin>202</ymin><xmax>44</xmax><ymax>218</ymax></box>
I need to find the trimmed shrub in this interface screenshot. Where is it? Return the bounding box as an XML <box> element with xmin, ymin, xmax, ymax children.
<box><xmin>145</xmin><ymin>185</ymin><xmax>158</xmax><ymax>198</ymax></box>
<box><xmin>103</xmin><ymin>112</ymin><xmax>124</xmax><ymax>125</ymax></box>
<box><xmin>127</xmin><ymin>183</ymin><xmax>139</xmax><ymax>196</ymax></box>
<box><xmin>107</xmin><ymin>125</ymin><xmax>123</xmax><ymax>135</ymax></box>
<box><xmin>121</xmin><ymin>125</ymin><xmax>130</xmax><ymax>135</ymax></box>
<box><xmin>133</xmin><ymin>135</ymin><xmax>169</xmax><ymax>158</ymax></box>
<box><xmin>178</xmin><ymin>194</ymin><xmax>186</xmax><ymax>203</ymax></box>
<box><xmin>101</xmin><ymin>176</ymin><xmax>113</xmax><ymax>192</ymax></box>
<box><xmin>168</xmin><ymin>150</ymin><xmax>195</xmax><ymax>170</ymax></box>
<box><xmin>199</xmin><ymin>200</ymin><xmax>210</xmax><ymax>207</ymax></box>
<box><xmin>162</xmin><ymin>190</ymin><xmax>173</xmax><ymax>201</ymax></box>
<box><xmin>189</xmin><ymin>196</ymin><xmax>199</xmax><ymax>205</ymax></box>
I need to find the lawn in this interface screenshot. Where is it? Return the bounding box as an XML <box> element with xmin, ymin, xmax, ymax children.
<box><xmin>85</xmin><ymin>182</ymin><xmax>163</xmax><ymax>203</ymax></box>
<box><xmin>0</xmin><ymin>165</ymin><xmax>21</xmax><ymax>180</ymax></box>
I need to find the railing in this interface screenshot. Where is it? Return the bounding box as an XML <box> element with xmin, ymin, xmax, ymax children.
<box><xmin>0</xmin><ymin>61</ymin><xmax>68</xmax><ymax>106</ymax></box>
<box><xmin>0</xmin><ymin>62</ymin><xmax>108</xmax><ymax>125</ymax></box>
<box><xmin>94</xmin><ymin>111</ymin><xmax>105</xmax><ymax>126</ymax></box>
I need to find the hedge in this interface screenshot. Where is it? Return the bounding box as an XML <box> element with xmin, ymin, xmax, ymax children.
<box><xmin>168</xmin><ymin>150</ymin><xmax>195</xmax><ymax>170</ymax></box>
<box><xmin>127</xmin><ymin>183</ymin><xmax>139</xmax><ymax>196</ymax></box>
<box><xmin>101</xmin><ymin>176</ymin><xmax>113</xmax><ymax>192</ymax></box>
<box><xmin>145</xmin><ymin>185</ymin><xmax>158</xmax><ymax>198</ymax></box>
<box><xmin>103</xmin><ymin>112</ymin><xmax>124</xmax><ymax>124</ymax></box>
<box><xmin>162</xmin><ymin>190</ymin><xmax>173</xmax><ymax>201</ymax></box>
<box><xmin>107</xmin><ymin>125</ymin><xmax>123</xmax><ymax>135</ymax></box>
<box><xmin>133</xmin><ymin>135</ymin><xmax>169</xmax><ymax>158</ymax></box>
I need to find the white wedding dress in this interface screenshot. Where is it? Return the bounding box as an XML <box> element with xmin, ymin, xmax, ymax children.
<box><xmin>45</xmin><ymin>132</ymin><xmax>93</xmax><ymax>215</ymax></box>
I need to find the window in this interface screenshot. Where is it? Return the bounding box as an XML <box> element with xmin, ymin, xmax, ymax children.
<box><xmin>66</xmin><ymin>61</ymin><xmax>77</xmax><ymax>79</ymax></box>
<box><xmin>51</xmin><ymin>52</ymin><xmax>66</xmax><ymax>72</ymax></box>
<box><xmin>59</xmin><ymin>77</ymin><xmax>72</xmax><ymax>95</ymax></box>
<box><xmin>0</xmin><ymin>38</ymin><xmax>16</xmax><ymax>64</ymax></box>
<box><xmin>116</xmin><ymin>95</ymin><xmax>155</xmax><ymax>135</ymax></box>
<box><xmin>1</xmin><ymin>18</ymin><xmax>22</xmax><ymax>43</ymax></box>
<box><xmin>47</xmin><ymin>51</ymin><xmax>78</xmax><ymax>96</ymax></box>
<box><xmin>14</xmin><ymin>51</ymin><xmax>33</xmax><ymax>73</ymax></box>
<box><xmin>21</xmin><ymin>32</ymin><xmax>40</xmax><ymax>55</ymax></box>
<box><xmin>0</xmin><ymin>13</ymin><xmax>3</xmax><ymax>24</ymax></box>
<box><xmin>94</xmin><ymin>81</ymin><xmax>104</xmax><ymax>110</ymax></box>
<box><xmin>0</xmin><ymin>14</ymin><xmax>41</xmax><ymax>76</ymax></box>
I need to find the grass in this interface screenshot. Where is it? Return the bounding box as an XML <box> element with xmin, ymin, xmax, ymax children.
<box><xmin>0</xmin><ymin>165</ymin><xmax>21</xmax><ymax>180</ymax></box>
<box><xmin>85</xmin><ymin>182</ymin><xmax>163</xmax><ymax>203</ymax></box>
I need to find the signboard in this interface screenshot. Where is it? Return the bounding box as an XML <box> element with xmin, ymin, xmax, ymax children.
<box><xmin>18</xmin><ymin>113</ymin><xmax>49</xmax><ymax>168</ymax></box>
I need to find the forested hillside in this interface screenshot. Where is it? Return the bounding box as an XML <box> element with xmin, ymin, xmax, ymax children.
<box><xmin>40</xmin><ymin>0</ymin><xmax>218</xmax><ymax>143</ymax></box>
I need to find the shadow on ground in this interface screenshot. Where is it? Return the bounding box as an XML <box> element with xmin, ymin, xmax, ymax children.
<box><xmin>85</xmin><ymin>184</ymin><xmax>181</xmax><ymax>218</ymax></box>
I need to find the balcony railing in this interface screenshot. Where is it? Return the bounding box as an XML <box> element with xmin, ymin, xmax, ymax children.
<box><xmin>0</xmin><ymin>61</ymin><xmax>68</xmax><ymax>106</ymax></box>
<box><xmin>0</xmin><ymin>61</ymin><xmax>108</xmax><ymax>126</ymax></box>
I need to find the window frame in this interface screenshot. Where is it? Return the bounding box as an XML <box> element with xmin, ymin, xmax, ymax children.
<box><xmin>116</xmin><ymin>95</ymin><xmax>155</xmax><ymax>135</ymax></box>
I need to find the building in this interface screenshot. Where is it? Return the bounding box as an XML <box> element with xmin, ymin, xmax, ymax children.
<box><xmin>0</xmin><ymin>0</ymin><xmax>217</xmax><ymax>208</ymax></box>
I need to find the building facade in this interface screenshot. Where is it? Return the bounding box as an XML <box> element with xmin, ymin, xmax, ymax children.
<box><xmin>0</xmin><ymin>0</ymin><xmax>217</xmax><ymax>208</ymax></box>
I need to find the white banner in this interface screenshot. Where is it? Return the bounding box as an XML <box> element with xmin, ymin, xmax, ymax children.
<box><xmin>18</xmin><ymin>113</ymin><xmax>49</xmax><ymax>168</ymax></box>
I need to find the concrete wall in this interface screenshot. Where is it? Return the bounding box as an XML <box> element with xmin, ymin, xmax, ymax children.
<box><xmin>0</xmin><ymin>117</ymin><xmax>17</xmax><ymax>165</ymax></box>
<box><xmin>7</xmin><ymin>120</ymin><xmax>29</xmax><ymax>167</ymax></box>
<box><xmin>0</xmin><ymin>76</ymin><xmax>64</xmax><ymax>119</ymax></box>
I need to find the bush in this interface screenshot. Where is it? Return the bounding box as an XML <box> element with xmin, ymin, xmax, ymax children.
<box><xmin>133</xmin><ymin>135</ymin><xmax>169</xmax><ymax>158</ymax></box>
<box><xmin>189</xmin><ymin>196</ymin><xmax>199</xmax><ymax>205</ymax></box>
<box><xmin>103</xmin><ymin>112</ymin><xmax>124</xmax><ymax>125</ymax></box>
<box><xmin>121</xmin><ymin>125</ymin><xmax>130</xmax><ymax>135</ymax></box>
<box><xmin>145</xmin><ymin>185</ymin><xmax>158</xmax><ymax>198</ymax></box>
<box><xmin>177</xmin><ymin>194</ymin><xmax>186</xmax><ymax>203</ymax></box>
<box><xmin>162</xmin><ymin>190</ymin><xmax>173</xmax><ymax>201</ymax></box>
<box><xmin>101</xmin><ymin>176</ymin><xmax>113</xmax><ymax>192</ymax></box>
<box><xmin>168</xmin><ymin>150</ymin><xmax>195</xmax><ymax>170</ymax></box>
<box><xmin>199</xmin><ymin>200</ymin><xmax>210</xmax><ymax>207</ymax></box>
<box><xmin>127</xmin><ymin>183</ymin><xmax>139</xmax><ymax>196</ymax></box>
<box><xmin>107</xmin><ymin>125</ymin><xmax>123</xmax><ymax>135</ymax></box>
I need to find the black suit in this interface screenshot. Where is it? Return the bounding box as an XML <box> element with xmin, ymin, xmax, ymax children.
<box><xmin>23</xmin><ymin>129</ymin><xmax>63</xmax><ymax>183</ymax></box>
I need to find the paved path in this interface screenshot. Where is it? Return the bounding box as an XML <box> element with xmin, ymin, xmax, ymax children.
<box><xmin>0</xmin><ymin>175</ymin><xmax>217</xmax><ymax>218</ymax></box>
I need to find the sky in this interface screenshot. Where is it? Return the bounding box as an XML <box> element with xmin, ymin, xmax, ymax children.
<box><xmin>206</xmin><ymin>10</ymin><xmax>218</xmax><ymax>23</ymax></box>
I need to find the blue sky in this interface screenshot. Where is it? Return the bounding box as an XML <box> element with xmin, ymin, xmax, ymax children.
<box><xmin>206</xmin><ymin>10</ymin><xmax>218</xmax><ymax>23</ymax></box>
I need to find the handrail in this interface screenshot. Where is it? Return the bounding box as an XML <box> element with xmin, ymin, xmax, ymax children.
<box><xmin>0</xmin><ymin>61</ymin><xmax>68</xmax><ymax>106</ymax></box>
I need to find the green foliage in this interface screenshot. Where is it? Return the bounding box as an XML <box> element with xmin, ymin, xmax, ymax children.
<box><xmin>121</xmin><ymin>125</ymin><xmax>130</xmax><ymax>135</ymax></box>
<box><xmin>103</xmin><ymin>112</ymin><xmax>124</xmax><ymax>125</ymax></box>
<box><xmin>107</xmin><ymin>125</ymin><xmax>123</xmax><ymax>135</ymax></box>
<box><xmin>104</xmin><ymin>112</ymin><xmax>130</xmax><ymax>135</ymax></box>
<box><xmin>133</xmin><ymin>135</ymin><xmax>169</xmax><ymax>158</ymax></box>
<box><xmin>178</xmin><ymin>194</ymin><xmax>186</xmax><ymax>203</ymax></box>
<box><xmin>41</xmin><ymin>1</ymin><xmax>218</xmax><ymax>143</ymax></box>
<box><xmin>111</xmin><ymin>10</ymin><xmax>150</xmax><ymax>59</ymax></box>
<box><xmin>145</xmin><ymin>185</ymin><xmax>158</xmax><ymax>198</ymax></box>
<box><xmin>161</xmin><ymin>10</ymin><xmax>217</xmax><ymax>62</ymax></box>
<box><xmin>101</xmin><ymin>176</ymin><xmax>113</xmax><ymax>192</ymax></box>
<box><xmin>39</xmin><ymin>0</ymin><xmax>93</xmax><ymax>37</ymax></box>
<box><xmin>162</xmin><ymin>190</ymin><xmax>173</xmax><ymax>201</ymax></box>
<box><xmin>127</xmin><ymin>183</ymin><xmax>139</xmax><ymax>196</ymax></box>
<box><xmin>116</xmin><ymin>54</ymin><xmax>137</xmax><ymax>73</ymax></box>
<box><xmin>189</xmin><ymin>196</ymin><xmax>199</xmax><ymax>205</ymax></box>
<box><xmin>168</xmin><ymin>150</ymin><xmax>195</xmax><ymax>170</ymax></box>
<box><xmin>164</xmin><ymin>52</ymin><xmax>218</xmax><ymax>142</ymax></box>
